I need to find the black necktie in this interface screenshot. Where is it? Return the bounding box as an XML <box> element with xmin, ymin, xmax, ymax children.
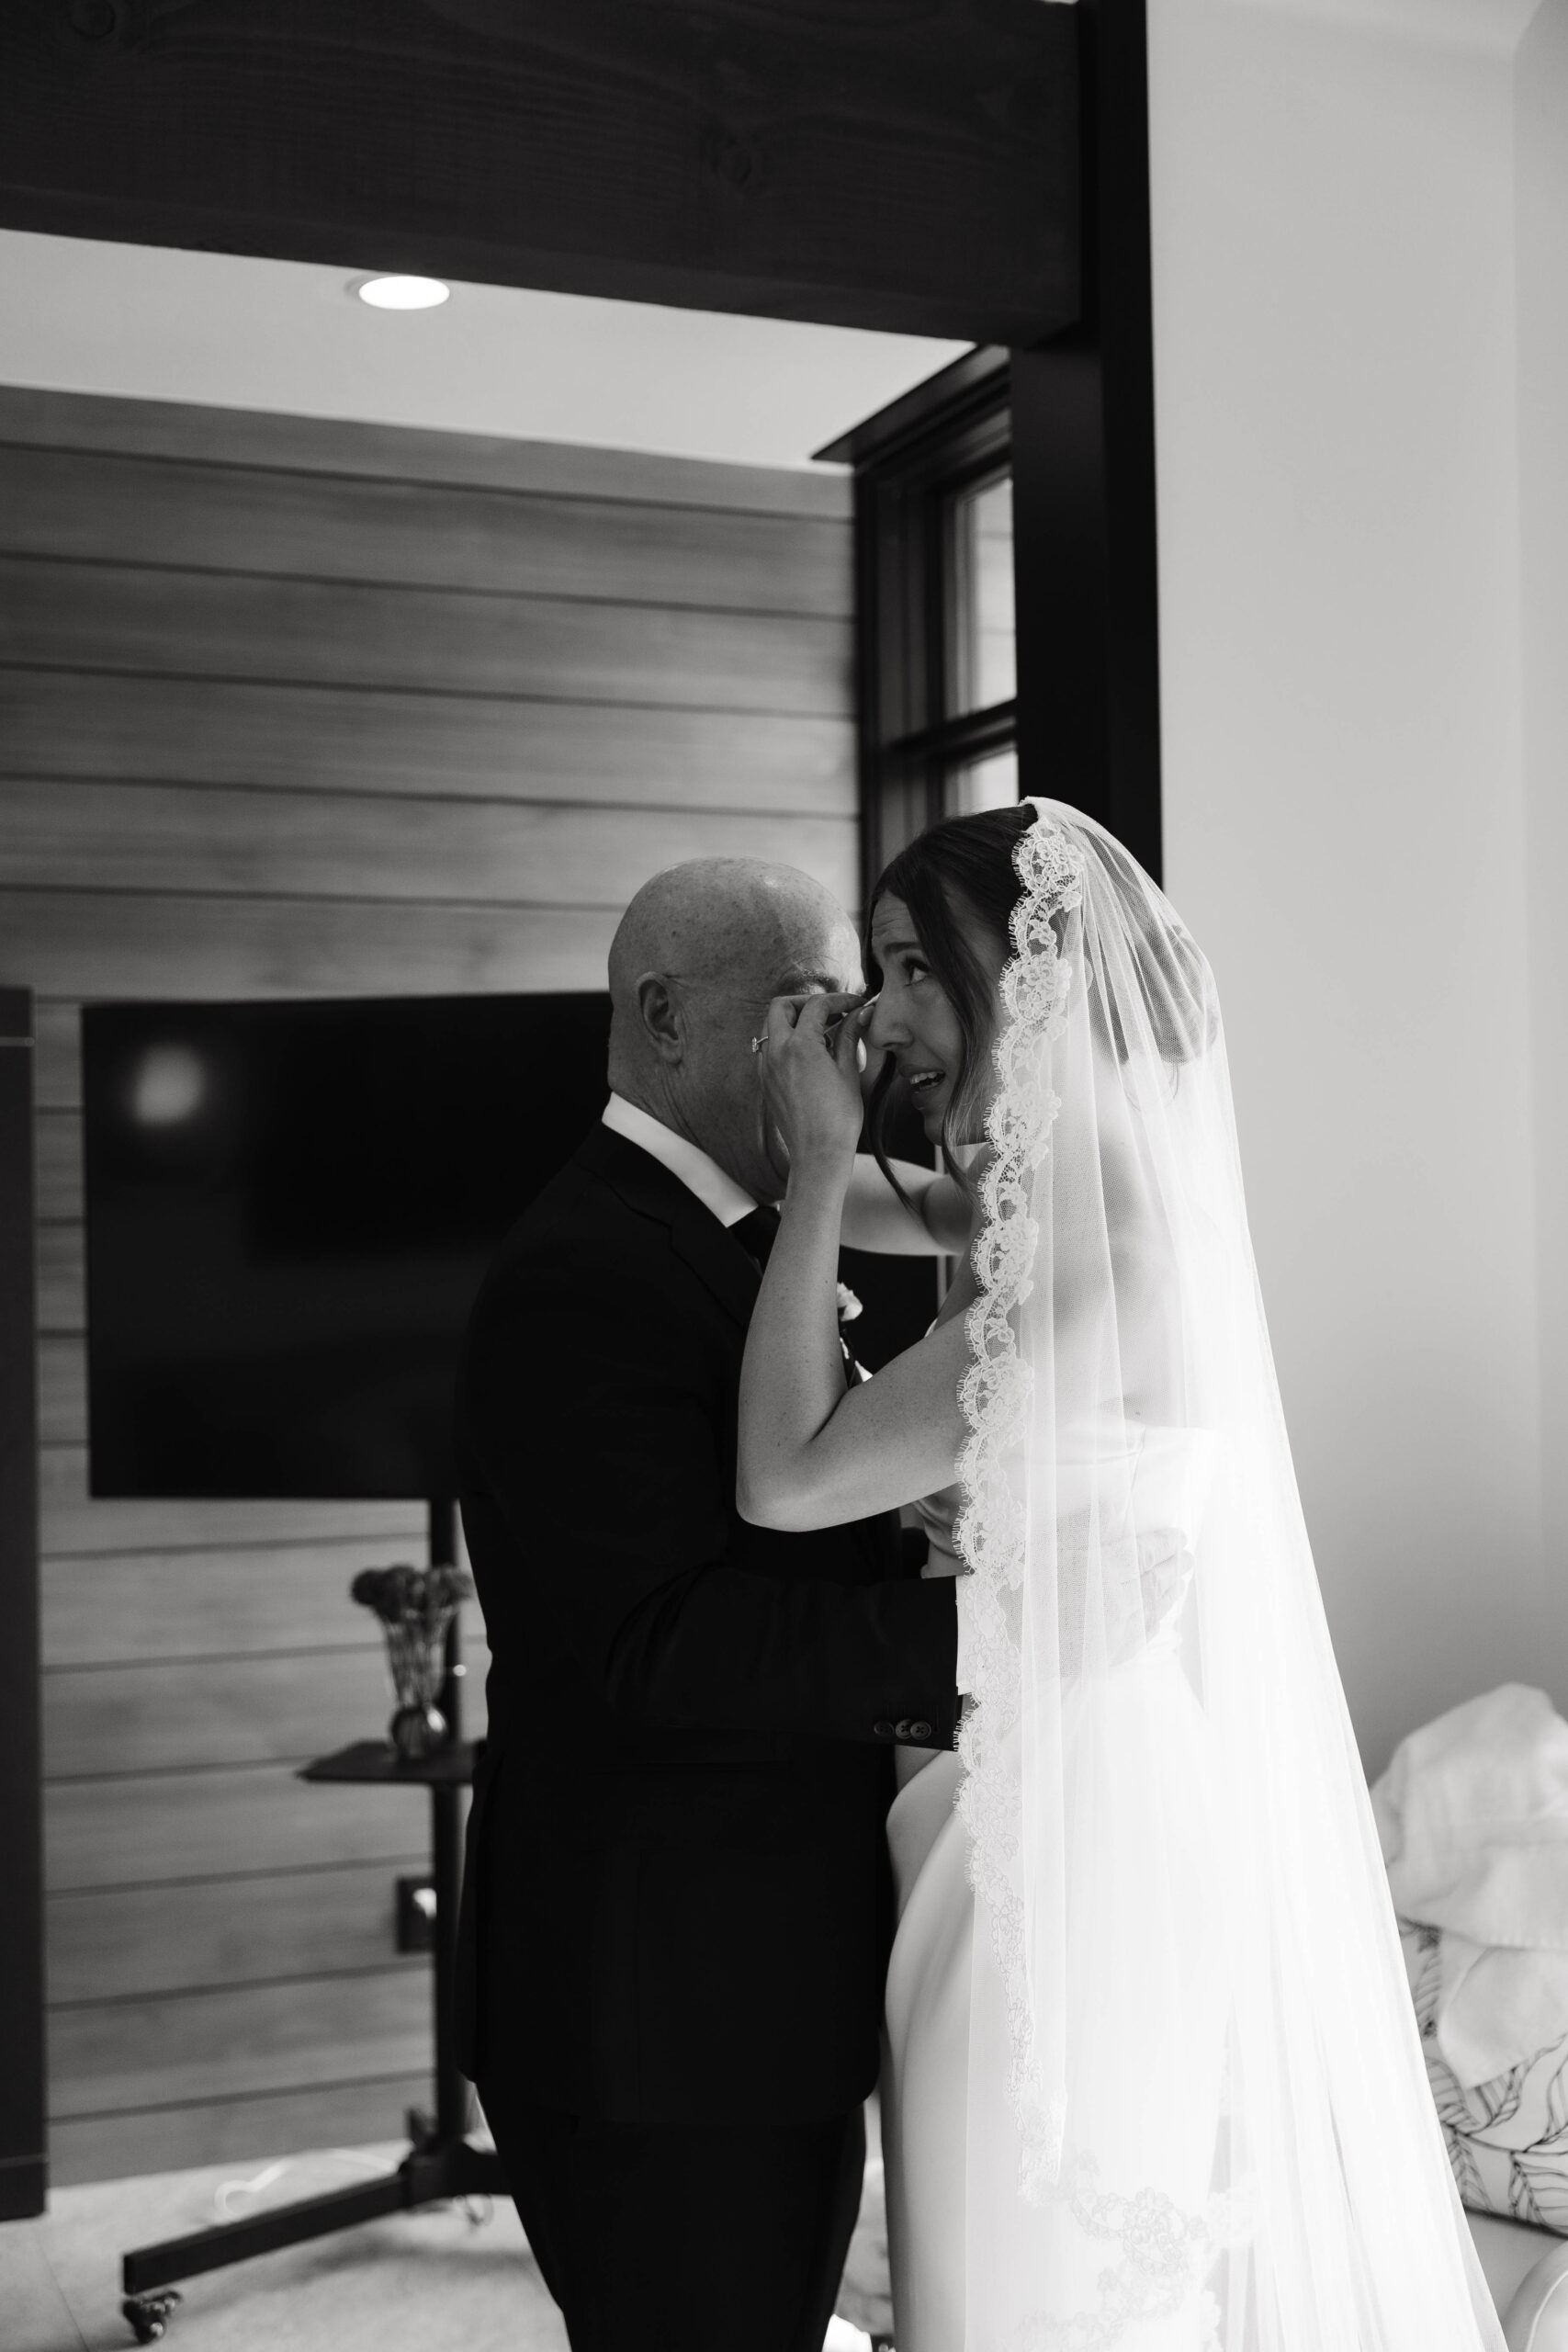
<box><xmin>732</xmin><ymin>1204</ymin><xmax>781</xmax><ymax>1274</ymax></box>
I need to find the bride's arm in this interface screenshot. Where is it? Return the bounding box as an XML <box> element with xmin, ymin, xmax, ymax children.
<box><xmin>839</xmin><ymin>1152</ymin><xmax>973</xmax><ymax>1255</ymax></box>
<box><xmin>740</xmin><ymin>1268</ymin><xmax>969</xmax><ymax>1529</ymax></box>
<box><xmin>739</xmin><ymin>995</ymin><xmax>969</xmax><ymax>1532</ymax></box>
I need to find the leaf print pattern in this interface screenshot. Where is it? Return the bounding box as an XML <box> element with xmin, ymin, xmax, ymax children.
<box><xmin>1400</xmin><ymin>1918</ymin><xmax>1568</xmax><ymax>2234</ymax></box>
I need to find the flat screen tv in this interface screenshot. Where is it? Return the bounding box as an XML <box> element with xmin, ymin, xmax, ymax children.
<box><xmin>83</xmin><ymin>993</ymin><xmax>939</xmax><ymax>1505</ymax></box>
<box><xmin>83</xmin><ymin>993</ymin><xmax>615</xmax><ymax>1500</ymax></box>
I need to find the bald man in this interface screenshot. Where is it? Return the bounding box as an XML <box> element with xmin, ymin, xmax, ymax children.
<box><xmin>453</xmin><ymin>860</ymin><xmax>958</xmax><ymax>2352</ymax></box>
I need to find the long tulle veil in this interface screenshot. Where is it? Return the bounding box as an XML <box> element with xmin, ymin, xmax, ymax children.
<box><xmin>950</xmin><ymin>799</ymin><xmax>1504</xmax><ymax>2347</ymax></box>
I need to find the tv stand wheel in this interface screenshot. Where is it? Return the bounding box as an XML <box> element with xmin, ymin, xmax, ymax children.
<box><xmin>123</xmin><ymin>2290</ymin><xmax>182</xmax><ymax>2342</ymax></box>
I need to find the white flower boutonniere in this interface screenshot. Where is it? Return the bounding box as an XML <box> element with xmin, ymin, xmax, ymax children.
<box><xmin>836</xmin><ymin>1282</ymin><xmax>867</xmax><ymax>1384</ymax></box>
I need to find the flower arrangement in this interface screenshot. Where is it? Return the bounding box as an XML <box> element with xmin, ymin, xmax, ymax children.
<box><xmin>351</xmin><ymin>1562</ymin><xmax>474</xmax><ymax>1760</ymax></box>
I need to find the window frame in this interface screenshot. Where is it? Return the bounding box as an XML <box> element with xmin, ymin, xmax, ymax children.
<box><xmin>817</xmin><ymin>346</ymin><xmax>1016</xmax><ymax>911</ymax></box>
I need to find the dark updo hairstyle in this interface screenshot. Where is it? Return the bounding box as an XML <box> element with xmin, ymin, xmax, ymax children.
<box><xmin>864</xmin><ymin>801</ymin><xmax>1216</xmax><ymax>1194</ymax></box>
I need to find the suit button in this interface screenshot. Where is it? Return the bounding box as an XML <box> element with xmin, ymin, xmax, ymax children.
<box><xmin>908</xmin><ymin>1720</ymin><xmax>933</xmax><ymax>1742</ymax></box>
<box><xmin>895</xmin><ymin>1719</ymin><xmax>912</xmax><ymax>1740</ymax></box>
<box><xmin>874</xmin><ymin>1720</ymin><xmax>895</xmax><ymax>1740</ymax></box>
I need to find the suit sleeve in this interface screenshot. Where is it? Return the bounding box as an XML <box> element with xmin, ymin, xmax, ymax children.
<box><xmin>460</xmin><ymin>1249</ymin><xmax>958</xmax><ymax>1747</ymax></box>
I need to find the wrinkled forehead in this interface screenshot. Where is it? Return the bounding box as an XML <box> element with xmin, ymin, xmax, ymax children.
<box><xmin>869</xmin><ymin>888</ymin><xmax>907</xmax><ymax>945</ymax></box>
<box><xmin>868</xmin><ymin>892</ymin><xmax>917</xmax><ymax>962</ymax></box>
<box><xmin>871</xmin><ymin>882</ymin><xmax>1005</xmax><ymax>978</ymax></box>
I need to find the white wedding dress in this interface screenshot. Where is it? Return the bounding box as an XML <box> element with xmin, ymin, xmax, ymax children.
<box><xmin>882</xmin><ymin>1425</ymin><xmax>1224</xmax><ymax>2352</ymax></box>
<box><xmin>869</xmin><ymin>802</ymin><xmax>1505</xmax><ymax>2349</ymax></box>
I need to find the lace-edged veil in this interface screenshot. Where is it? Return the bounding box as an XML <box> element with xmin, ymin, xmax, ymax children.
<box><xmin>950</xmin><ymin>798</ymin><xmax>1504</xmax><ymax>2348</ymax></box>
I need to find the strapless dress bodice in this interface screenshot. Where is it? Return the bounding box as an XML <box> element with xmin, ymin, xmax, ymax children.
<box><xmin>912</xmin><ymin>1424</ymin><xmax>1215</xmax><ymax>1563</ymax></box>
<box><xmin>911</xmin><ymin>1422</ymin><xmax>1218</xmax><ymax>1676</ymax></box>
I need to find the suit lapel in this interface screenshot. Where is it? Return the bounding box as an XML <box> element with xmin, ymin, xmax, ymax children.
<box><xmin>570</xmin><ymin>1123</ymin><xmax>895</xmax><ymax>1579</ymax></box>
<box><xmin>666</xmin><ymin>1195</ymin><xmax>763</xmax><ymax>1335</ymax></box>
<box><xmin>571</xmin><ymin>1123</ymin><xmax>760</xmax><ymax>1335</ymax></box>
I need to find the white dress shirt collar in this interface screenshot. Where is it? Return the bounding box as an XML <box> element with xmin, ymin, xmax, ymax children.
<box><xmin>601</xmin><ymin>1092</ymin><xmax>759</xmax><ymax>1229</ymax></box>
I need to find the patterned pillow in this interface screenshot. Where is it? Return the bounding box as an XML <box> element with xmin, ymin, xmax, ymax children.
<box><xmin>1400</xmin><ymin>1918</ymin><xmax>1568</xmax><ymax>2233</ymax></box>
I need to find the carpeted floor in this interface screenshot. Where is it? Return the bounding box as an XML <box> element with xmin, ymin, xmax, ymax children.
<box><xmin>2</xmin><ymin>2121</ymin><xmax>893</xmax><ymax>2352</ymax></box>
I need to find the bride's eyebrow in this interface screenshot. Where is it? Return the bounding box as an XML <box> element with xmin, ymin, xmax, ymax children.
<box><xmin>874</xmin><ymin>938</ymin><xmax>923</xmax><ymax>960</ymax></box>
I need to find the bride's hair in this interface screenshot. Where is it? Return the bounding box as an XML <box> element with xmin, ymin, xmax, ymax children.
<box><xmin>864</xmin><ymin>800</ymin><xmax>1215</xmax><ymax>1188</ymax></box>
<box><xmin>864</xmin><ymin>805</ymin><xmax>1036</xmax><ymax>1185</ymax></box>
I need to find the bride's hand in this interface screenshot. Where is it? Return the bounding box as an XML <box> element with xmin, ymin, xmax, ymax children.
<box><xmin>760</xmin><ymin>991</ymin><xmax>870</xmax><ymax>1180</ymax></box>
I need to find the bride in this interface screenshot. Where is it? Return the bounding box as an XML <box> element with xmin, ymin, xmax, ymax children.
<box><xmin>737</xmin><ymin>799</ymin><xmax>1505</xmax><ymax>2350</ymax></box>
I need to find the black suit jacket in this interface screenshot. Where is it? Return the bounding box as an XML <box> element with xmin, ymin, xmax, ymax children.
<box><xmin>452</xmin><ymin>1123</ymin><xmax>958</xmax><ymax>2124</ymax></box>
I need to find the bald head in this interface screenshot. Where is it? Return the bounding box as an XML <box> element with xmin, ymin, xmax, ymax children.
<box><xmin>610</xmin><ymin>858</ymin><xmax>852</xmax><ymax>1015</ymax></box>
<box><xmin>605</xmin><ymin>856</ymin><xmax>862</xmax><ymax>1200</ymax></box>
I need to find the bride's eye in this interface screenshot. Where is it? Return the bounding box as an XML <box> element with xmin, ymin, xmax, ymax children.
<box><xmin>906</xmin><ymin>958</ymin><xmax>932</xmax><ymax>987</ymax></box>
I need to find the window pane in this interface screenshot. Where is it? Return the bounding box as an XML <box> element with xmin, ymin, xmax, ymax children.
<box><xmin>945</xmin><ymin>745</ymin><xmax>1018</xmax><ymax>820</ymax></box>
<box><xmin>949</xmin><ymin>473</ymin><xmax>1015</xmax><ymax>716</ymax></box>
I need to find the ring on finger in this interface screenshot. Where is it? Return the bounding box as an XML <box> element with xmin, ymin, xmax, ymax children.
<box><xmin>750</xmin><ymin>1032</ymin><xmax>767</xmax><ymax>1053</ymax></box>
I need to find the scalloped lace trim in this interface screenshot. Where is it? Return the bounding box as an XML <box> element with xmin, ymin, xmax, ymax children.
<box><xmin>949</xmin><ymin>810</ymin><xmax>1246</xmax><ymax>2343</ymax></box>
<box><xmin>953</xmin><ymin>813</ymin><xmax>1084</xmax><ymax>2191</ymax></box>
<box><xmin>1001</xmin><ymin>2153</ymin><xmax>1258</xmax><ymax>2348</ymax></box>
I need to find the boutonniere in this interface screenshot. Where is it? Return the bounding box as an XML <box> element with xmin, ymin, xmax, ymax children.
<box><xmin>836</xmin><ymin>1282</ymin><xmax>866</xmax><ymax>1382</ymax></box>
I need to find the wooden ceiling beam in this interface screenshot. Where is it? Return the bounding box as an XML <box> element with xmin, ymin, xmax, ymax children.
<box><xmin>0</xmin><ymin>0</ymin><xmax>1080</xmax><ymax>346</ymax></box>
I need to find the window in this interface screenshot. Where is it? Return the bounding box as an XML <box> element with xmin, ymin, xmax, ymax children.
<box><xmin>949</xmin><ymin>472</ymin><xmax>1016</xmax><ymax>720</ymax></box>
<box><xmin>817</xmin><ymin>348</ymin><xmax>1017</xmax><ymax>909</ymax></box>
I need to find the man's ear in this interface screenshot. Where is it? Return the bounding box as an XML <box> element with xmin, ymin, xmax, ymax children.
<box><xmin>636</xmin><ymin>972</ymin><xmax>684</xmax><ymax>1062</ymax></box>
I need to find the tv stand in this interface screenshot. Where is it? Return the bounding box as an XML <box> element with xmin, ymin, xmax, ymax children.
<box><xmin>118</xmin><ymin>1502</ymin><xmax>504</xmax><ymax>2343</ymax></box>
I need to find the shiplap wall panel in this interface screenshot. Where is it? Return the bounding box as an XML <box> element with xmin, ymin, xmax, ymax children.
<box><xmin>43</xmin><ymin>1540</ymin><xmax>433</xmax><ymax>1668</ymax></box>
<box><xmin>0</xmin><ymin>448</ymin><xmax>854</xmax><ymax>616</ymax></box>
<box><xmin>38</xmin><ymin>1333</ymin><xmax>82</xmax><ymax>1449</ymax></box>
<box><xmin>1</xmin><ymin>782</ymin><xmax>856</xmax><ymax>910</ymax></box>
<box><xmin>0</xmin><ymin>673</ymin><xmax>855</xmax><ymax>810</ymax></box>
<box><xmin>0</xmin><ymin>560</ymin><xmax>851</xmax><ymax>712</ymax></box>
<box><xmin>35</xmin><ymin>1111</ymin><xmax>82</xmax><ymax>1223</ymax></box>
<box><xmin>49</xmin><ymin>1972</ymin><xmax>434</xmax><ymax>2118</ymax></box>
<box><xmin>45</xmin><ymin>1654</ymin><xmax>488</xmax><ymax>1781</ymax></box>
<box><xmin>48</xmin><ymin>2077</ymin><xmax>435</xmax><ymax>2188</ymax></box>
<box><xmin>36</xmin><ymin>1225</ymin><xmax>84</xmax><ymax>1334</ymax></box>
<box><xmin>0</xmin><ymin>386</ymin><xmax>852</xmax><ymax>514</ymax></box>
<box><xmin>47</xmin><ymin>1766</ymin><xmax>451</xmax><ymax>1892</ymax></box>
<box><xmin>48</xmin><ymin>1866</ymin><xmax>431</xmax><ymax>2004</ymax></box>
<box><xmin>44</xmin><ymin>1649</ymin><xmax>401</xmax><ymax>1779</ymax></box>
<box><xmin>0</xmin><ymin>386</ymin><xmax>856</xmax><ymax>2184</ymax></box>
<box><xmin>4</xmin><ymin>897</ymin><xmax>622</xmax><ymax>1002</ymax></box>
<box><xmin>40</xmin><ymin>1447</ymin><xmax>423</xmax><ymax>1559</ymax></box>
<box><xmin>33</xmin><ymin>1001</ymin><xmax>82</xmax><ymax>1105</ymax></box>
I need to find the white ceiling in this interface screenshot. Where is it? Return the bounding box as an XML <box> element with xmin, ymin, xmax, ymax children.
<box><xmin>0</xmin><ymin>228</ymin><xmax>971</xmax><ymax>470</ymax></box>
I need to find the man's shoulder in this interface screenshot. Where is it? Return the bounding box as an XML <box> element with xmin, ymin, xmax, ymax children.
<box><xmin>476</xmin><ymin>1125</ymin><xmax>745</xmax><ymax>1335</ymax></box>
<box><xmin>485</xmin><ymin>1136</ymin><xmax>668</xmax><ymax>1285</ymax></box>
<box><xmin>458</xmin><ymin>1151</ymin><xmax>663</xmax><ymax>1404</ymax></box>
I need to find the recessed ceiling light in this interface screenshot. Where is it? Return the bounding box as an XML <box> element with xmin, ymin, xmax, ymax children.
<box><xmin>354</xmin><ymin>276</ymin><xmax>451</xmax><ymax>311</ymax></box>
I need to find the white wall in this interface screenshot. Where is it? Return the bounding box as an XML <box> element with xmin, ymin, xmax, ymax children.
<box><xmin>1147</xmin><ymin>0</ymin><xmax>1564</xmax><ymax>1773</ymax></box>
<box><xmin>1517</xmin><ymin>0</ymin><xmax>1568</xmax><ymax>1772</ymax></box>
